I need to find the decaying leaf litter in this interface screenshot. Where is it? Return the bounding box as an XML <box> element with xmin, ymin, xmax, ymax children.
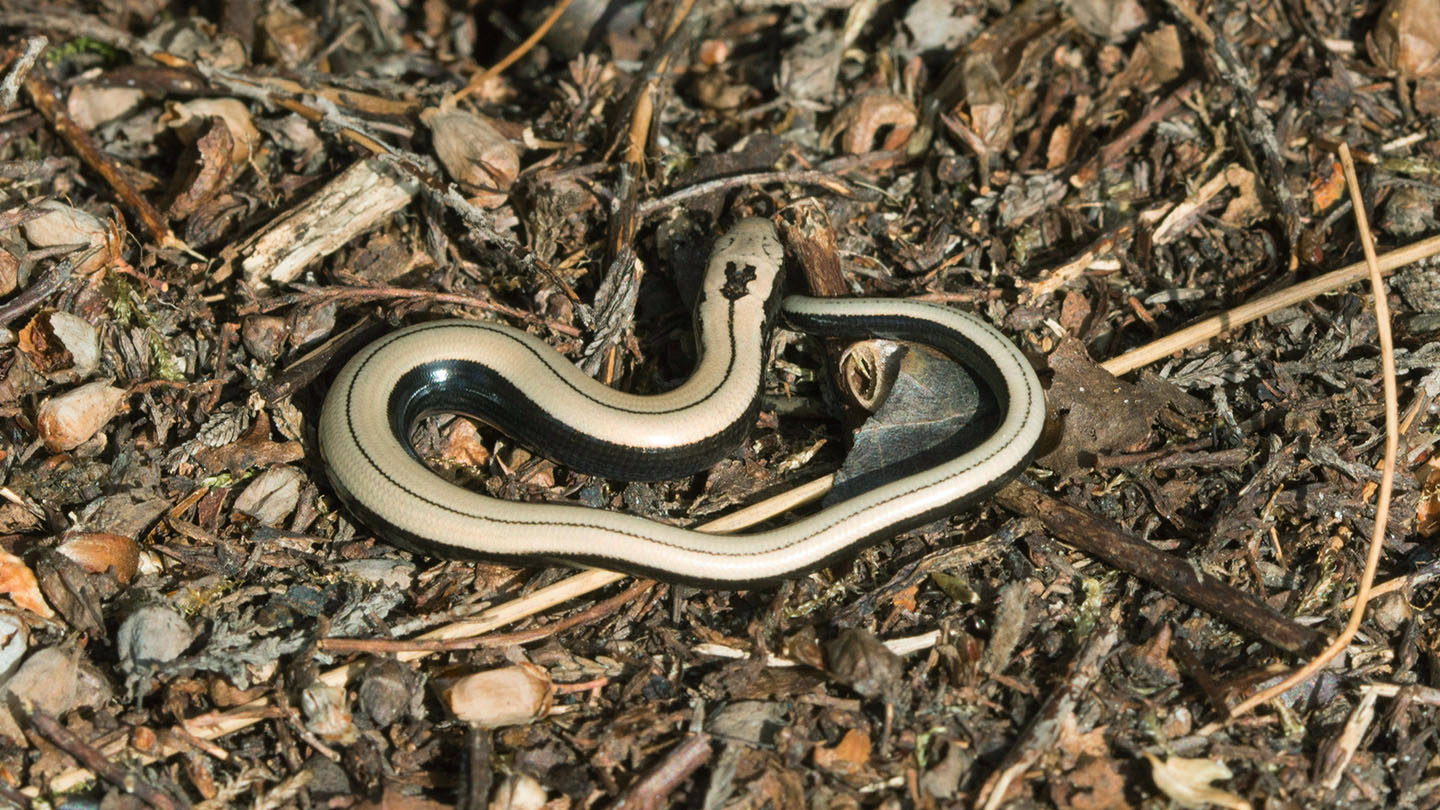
<box><xmin>0</xmin><ymin>0</ymin><xmax>1436</xmax><ymax>806</ymax></box>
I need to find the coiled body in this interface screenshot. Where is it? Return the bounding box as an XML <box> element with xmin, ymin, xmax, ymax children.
<box><xmin>319</xmin><ymin>220</ymin><xmax>1045</xmax><ymax>586</ymax></box>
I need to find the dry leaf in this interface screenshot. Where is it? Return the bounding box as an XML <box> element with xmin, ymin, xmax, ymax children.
<box><xmin>66</xmin><ymin>85</ymin><xmax>145</xmax><ymax>131</ymax></box>
<box><xmin>1310</xmin><ymin>154</ymin><xmax>1346</xmax><ymax>214</ymax></box>
<box><xmin>813</xmin><ymin>729</ymin><xmax>873</xmax><ymax>778</ymax></box>
<box><xmin>422</xmin><ymin>108</ymin><xmax>520</xmax><ymax>208</ymax></box>
<box><xmin>1145</xmin><ymin>753</ymin><xmax>1252</xmax><ymax>810</ymax></box>
<box><xmin>162</xmin><ymin>98</ymin><xmax>261</xmax><ymax>167</ymax></box>
<box><xmin>825</xmin><ymin>92</ymin><xmax>918</xmax><ymax>155</ymax></box>
<box><xmin>167</xmin><ymin>118</ymin><xmax>235</xmax><ymax>220</ymax></box>
<box><xmin>0</xmin><ymin>549</ymin><xmax>54</xmax><ymax>618</ymax></box>
<box><xmin>233</xmin><ymin>466</ymin><xmax>304</xmax><ymax>527</ymax></box>
<box><xmin>1065</xmin><ymin>0</ymin><xmax>1147</xmax><ymax>41</ymax></box>
<box><xmin>1056</xmin><ymin>756</ymin><xmax>1133</xmax><ymax>810</ymax></box>
<box><xmin>1372</xmin><ymin>0</ymin><xmax>1440</xmax><ymax>78</ymax></box>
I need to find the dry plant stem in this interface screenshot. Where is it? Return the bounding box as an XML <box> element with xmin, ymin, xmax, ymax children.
<box><xmin>637</xmin><ymin>171</ymin><xmax>853</xmax><ymax>219</ymax></box>
<box><xmin>0</xmin><ymin>246</ymin><xmax>100</xmax><ymax>324</ymax></box>
<box><xmin>450</xmin><ymin>0</ymin><xmax>576</xmax><ymax>105</ymax></box>
<box><xmin>613</xmin><ymin>733</ymin><xmax>713</xmax><ymax>810</ymax></box>
<box><xmin>42</xmin><ymin>475</ymin><xmax>833</xmax><ymax>795</ymax></box>
<box><xmin>0</xmin><ymin>36</ymin><xmax>46</xmax><ymax>110</ymax></box>
<box><xmin>1206</xmin><ymin>142</ymin><xmax>1400</xmax><ymax>729</ymax></box>
<box><xmin>995</xmin><ymin>480</ymin><xmax>1322</xmax><ymax>654</ymax></box>
<box><xmin>975</xmin><ymin>627</ymin><xmax>1118</xmax><ymax>810</ymax></box>
<box><xmin>23</xmin><ymin>76</ymin><xmax>186</xmax><ymax>253</ymax></box>
<box><xmin>260</xmin><ymin>285</ymin><xmax>581</xmax><ymax>336</ymax></box>
<box><xmin>1103</xmin><ymin>231</ymin><xmax>1440</xmax><ymax>376</ymax></box>
<box><xmin>271</xmin><ymin>97</ymin><xmax>441</xmax><ymax>188</ymax></box>
<box><xmin>320</xmin><ymin>579</ymin><xmax>658</xmax><ymax>653</ymax></box>
<box><xmin>16</xmin><ymin>699</ymin><xmax>187</xmax><ymax>810</ymax></box>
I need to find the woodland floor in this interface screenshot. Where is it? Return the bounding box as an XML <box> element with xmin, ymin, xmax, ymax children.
<box><xmin>0</xmin><ymin>0</ymin><xmax>1439</xmax><ymax>808</ymax></box>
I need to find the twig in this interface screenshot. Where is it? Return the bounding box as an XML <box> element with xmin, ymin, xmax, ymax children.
<box><xmin>637</xmin><ymin>170</ymin><xmax>853</xmax><ymax>220</ymax></box>
<box><xmin>1102</xmin><ymin>232</ymin><xmax>1440</xmax><ymax>376</ymax></box>
<box><xmin>449</xmin><ymin>0</ymin><xmax>576</xmax><ymax>105</ymax></box>
<box><xmin>0</xmin><ymin>246</ymin><xmax>100</xmax><ymax>325</ymax></box>
<box><xmin>1201</xmin><ymin>142</ymin><xmax>1400</xmax><ymax>729</ymax></box>
<box><xmin>994</xmin><ymin>479</ymin><xmax>1323</xmax><ymax>654</ymax></box>
<box><xmin>42</xmin><ymin>472</ymin><xmax>833</xmax><ymax>794</ymax></box>
<box><xmin>0</xmin><ymin>36</ymin><xmax>45</xmax><ymax>110</ymax></box>
<box><xmin>974</xmin><ymin>627</ymin><xmax>1118</xmax><ymax>810</ymax></box>
<box><xmin>320</xmin><ymin>579</ymin><xmax>658</xmax><ymax>653</ymax></box>
<box><xmin>613</xmin><ymin>734</ymin><xmax>713</xmax><ymax>810</ymax></box>
<box><xmin>23</xmin><ymin>75</ymin><xmax>186</xmax><ymax>253</ymax></box>
<box><xmin>0</xmin><ymin>11</ymin><xmax>148</xmax><ymax>54</ymax></box>
<box><xmin>13</xmin><ymin>697</ymin><xmax>188</xmax><ymax>810</ymax></box>
<box><xmin>249</xmin><ymin>284</ymin><xmax>581</xmax><ymax>337</ymax></box>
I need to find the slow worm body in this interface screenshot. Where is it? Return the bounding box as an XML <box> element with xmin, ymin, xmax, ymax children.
<box><xmin>319</xmin><ymin>220</ymin><xmax>1045</xmax><ymax>586</ymax></box>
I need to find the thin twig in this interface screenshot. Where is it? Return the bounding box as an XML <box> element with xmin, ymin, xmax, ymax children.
<box><xmin>0</xmin><ymin>36</ymin><xmax>46</xmax><ymax>110</ymax></box>
<box><xmin>23</xmin><ymin>75</ymin><xmax>186</xmax><ymax>253</ymax></box>
<box><xmin>319</xmin><ymin>579</ymin><xmax>658</xmax><ymax>653</ymax></box>
<box><xmin>1201</xmin><ymin>142</ymin><xmax>1400</xmax><ymax>729</ymax></box>
<box><xmin>613</xmin><ymin>734</ymin><xmax>714</xmax><ymax>810</ymax></box>
<box><xmin>1102</xmin><ymin>232</ymin><xmax>1440</xmax><ymax>376</ymax></box>
<box><xmin>0</xmin><ymin>246</ymin><xmax>100</xmax><ymax>325</ymax></box>
<box><xmin>250</xmin><ymin>284</ymin><xmax>582</xmax><ymax>336</ymax></box>
<box><xmin>637</xmin><ymin>170</ymin><xmax>853</xmax><ymax>220</ymax></box>
<box><xmin>449</xmin><ymin>0</ymin><xmax>576</xmax><ymax>105</ymax></box>
<box><xmin>14</xmin><ymin>697</ymin><xmax>188</xmax><ymax>810</ymax></box>
<box><xmin>42</xmin><ymin>472</ymin><xmax>834</xmax><ymax>794</ymax></box>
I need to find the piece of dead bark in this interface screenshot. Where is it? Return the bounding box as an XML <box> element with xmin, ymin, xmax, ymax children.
<box><xmin>227</xmin><ymin>157</ymin><xmax>420</xmax><ymax>288</ymax></box>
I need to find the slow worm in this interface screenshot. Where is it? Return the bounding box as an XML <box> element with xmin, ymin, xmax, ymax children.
<box><xmin>319</xmin><ymin>219</ymin><xmax>1045</xmax><ymax>585</ymax></box>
